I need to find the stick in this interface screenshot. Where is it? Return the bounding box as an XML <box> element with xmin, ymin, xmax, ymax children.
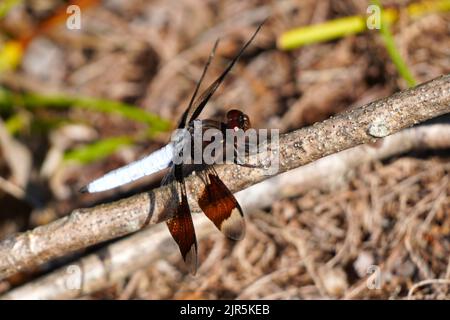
<box><xmin>0</xmin><ymin>74</ymin><xmax>449</xmax><ymax>280</ymax></box>
<box><xmin>3</xmin><ymin>123</ymin><xmax>450</xmax><ymax>299</ymax></box>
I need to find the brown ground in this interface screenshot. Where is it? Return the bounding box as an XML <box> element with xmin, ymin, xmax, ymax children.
<box><xmin>0</xmin><ymin>0</ymin><xmax>450</xmax><ymax>299</ymax></box>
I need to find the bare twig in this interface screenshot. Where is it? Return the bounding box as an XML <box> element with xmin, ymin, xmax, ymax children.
<box><xmin>241</xmin><ymin>123</ymin><xmax>450</xmax><ymax>210</ymax></box>
<box><xmin>3</xmin><ymin>122</ymin><xmax>450</xmax><ymax>299</ymax></box>
<box><xmin>0</xmin><ymin>74</ymin><xmax>449</xmax><ymax>280</ymax></box>
<box><xmin>0</xmin><ymin>215</ymin><xmax>216</xmax><ymax>300</ymax></box>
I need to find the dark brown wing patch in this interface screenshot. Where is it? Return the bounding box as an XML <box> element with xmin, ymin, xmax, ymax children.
<box><xmin>166</xmin><ymin>192</ymin><xmax>198</xmax><ymax>275</ymax></box>
<box><xmin>198</xmin><ymin>173</ymin><xmax>245</xmax><ymax>240</ymax></box>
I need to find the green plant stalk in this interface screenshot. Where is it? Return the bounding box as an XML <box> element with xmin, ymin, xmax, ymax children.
<box><xmin>0</xmin><ymin>88</ymin><xmax>171</xmax><ymax>164</ymax></box>
<box><xmin>20</xmin><ymin>94</ymin><xmax>171</xmax><ymax>131</ymax></box>
<box><xmin>372</xmin><ymin>0</ymin><xmax>417</xmax><ymax>87</ymax></box>
<box><xmin>0</xmin><ymin>89</ymin><xmax>171</xmax><ymax>132</ymax></box>
<box><xmin>0</xmin><ymin>0</ymin><xmax>22</xmax><ymax>19</ymax></box>
<box><xmin>278</xmin><ymin>0</ymin><xmax>450</xmax><ymax>50</ymax></box>
<box><xmin>0</xmin><ymin>87</ymin><xmax>14</xmax><ymax>113</ymax></box>
<box><xmin>278</xmin><ymin>15</ymin><xmax>369</xmax><ymax>50</ymax></box>
<box><xmin>63</xmin><ymin>135</ymin><xmax>135</xmax><ymax>164</ymax></box>
<box><xmin>0</xmin><ymin>41</ymin><xmax>23</xmax><ymax>72</ymax></box>
<box><xmin>408</xmin><ymin>0</ymin><xmax>450</xmax><ymax>17</ymax></box>
<box><xmin>4</xmin><ymin>112</ymin><xmax>27</xmax><ymax>134</ymax></box>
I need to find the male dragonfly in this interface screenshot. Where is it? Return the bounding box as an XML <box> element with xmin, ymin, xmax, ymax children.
<box><xmin>81</xmin><ymin>21</ymin><xmax>265</xmax><ymax>274</ymax></box>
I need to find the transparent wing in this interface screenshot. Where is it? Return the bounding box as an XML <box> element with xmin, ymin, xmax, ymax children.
<box><xmin>177</xmin><ymin>39</ymin><xmax>220</xmax><ymax>129</ymax></box>
<box><xmin>182</xmin><ymin>20</ymin><xmax>265</xmax><ymax>127</ymax></box>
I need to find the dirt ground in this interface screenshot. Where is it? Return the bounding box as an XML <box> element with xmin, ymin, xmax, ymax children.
<box><xmin>0</xmin><ymin>0</ymin><xmax>450</xmax><ymax>299</ymax></box>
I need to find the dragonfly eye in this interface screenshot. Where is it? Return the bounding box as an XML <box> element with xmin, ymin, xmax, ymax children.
<box><xmin>226</xmin><ymin>109</ymin><xmax>250</xmax><ymax>131</ymax></box>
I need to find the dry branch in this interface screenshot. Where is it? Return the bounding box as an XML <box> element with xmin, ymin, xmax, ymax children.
<box><xmin>0</xmin><ymin>74</ymin><xmax>449</xmax><ymax>281</ymax></box>
<box><xmin>0</xmin><ymin>215</ymin><xmax>216</xmax><ymax>299</ymax></box>
<box><xmin>3</xmin><ymin>123</ymin><xmax>450</xmax><ymax>299</ymax></box>
<box><xmin>241</xmin><ymin>123</ymin><xmax>450</xmax><ymax>210</ymax></box>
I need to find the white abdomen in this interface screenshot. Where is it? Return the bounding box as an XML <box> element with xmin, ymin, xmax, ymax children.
<box><xmin>84</xmin><ymin>143</ymin><xmax>174</xmax><ymax>193</ymax></box>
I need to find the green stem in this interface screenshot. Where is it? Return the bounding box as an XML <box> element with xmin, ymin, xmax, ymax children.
<box><xmin>0</xmin><ymin>0</ymin><xmax>22</xmax><ymax>19</ymax></box>
<box><xmin>372</xmin><ymin>0</ymin><xmax>417</xmax><ymax>87</ymax></box>
<box><xmin>63</xmin><ymin>135</ymin><xmax>136</xmax><ymax>164</ymax></box>
<box><xmin>0</xmin><ymin>89</ymin><xmax>171</xmax><ymax>132</ymax></box>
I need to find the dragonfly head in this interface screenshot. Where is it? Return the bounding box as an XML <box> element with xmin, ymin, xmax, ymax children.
<box><xmin>226</xmin><ymin>109</ymin><xmax>251</xmax><ymax>132</ymax></box>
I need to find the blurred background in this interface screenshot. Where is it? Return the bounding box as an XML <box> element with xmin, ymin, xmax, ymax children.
<box><xmin>0</xmin><ymin>0</ymin><xmax>449</xmax><ymax>299</ymax></box>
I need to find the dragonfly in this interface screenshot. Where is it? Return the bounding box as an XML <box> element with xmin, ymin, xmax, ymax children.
<box><xmin>81</xmin><ymin>22</ymin><xmax>265</xmax><ymax>274</ymax></box>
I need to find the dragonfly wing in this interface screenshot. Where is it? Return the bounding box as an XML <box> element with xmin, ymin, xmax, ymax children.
<box><xmin>166</xmin><ymin>189</ymin><xmax>198</xmax><ymax>275</ymax></box>
<box><xmin>163</xmin><ymin>165</ymin><xmax>198</xmax><ymax>274</ymax></box>
<box><xmin>185</xmin><ymin>21</ymin><xmax>265</xmax><ymax>125</ymax></box>
<box><xmin>198</xmin><ymin>167</ymin><xmax>245</xmax><ymax>240</ymax></box>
